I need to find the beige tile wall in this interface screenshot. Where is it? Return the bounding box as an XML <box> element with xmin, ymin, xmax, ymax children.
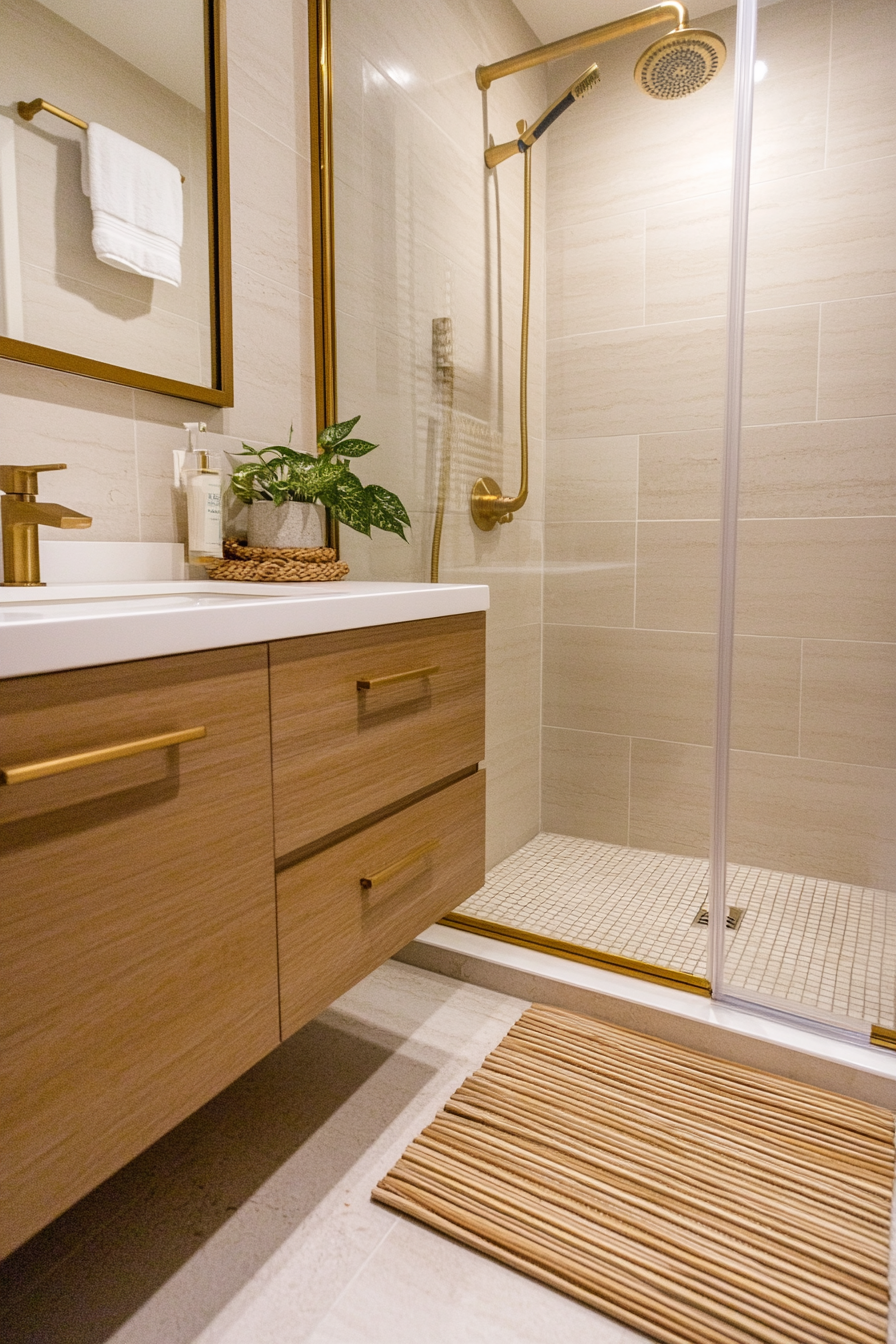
<box><xmin>542</xmin><ymin>0</ymin><xmax>896</xmax><ymax>890</ymax></box>
<box><xmin>331</xmin><ymin>0</ymin><xmax>549</xmax><ymax>867</ymax></box>
<box><xmin>0</xmin><ymin>0</ymin><xmax>317</xmax><ymax>548</ymax></box>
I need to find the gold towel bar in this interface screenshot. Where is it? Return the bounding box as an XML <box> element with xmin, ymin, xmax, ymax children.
<box><xmin>361</xmin><ymin>840</ymin><xmax>439</xmax><ymax>890</ymax></box>
<box><xmin>18</xmin><ymin>98</ymin><xmax>87</xmax><ymax>130</ymax></box>
<box><xmin>357</xmin><ymin>665</ymin><xmax>439</xmax><ymax>690</ymax></box>
<box><xmin>17</xmin><ymin>100</ymin><xmax>186</xmax><ymax>182</ymax></box>
<box><xmin>0</xmin><ymin>726</ymin><xmax>206</xmax><ymax>786</ymax></box>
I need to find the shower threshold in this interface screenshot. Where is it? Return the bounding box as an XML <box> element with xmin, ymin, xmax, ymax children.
<box><xmin>442</xmin><ymin>833</ymin><xmax>896</xmax><ymax>1035</ymax></box>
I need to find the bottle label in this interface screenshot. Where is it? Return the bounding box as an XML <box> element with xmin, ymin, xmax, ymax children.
<box><xmin>204</xmin><ymin>486</ymin><xmax>221</xmax><ymax>546</ymax></box>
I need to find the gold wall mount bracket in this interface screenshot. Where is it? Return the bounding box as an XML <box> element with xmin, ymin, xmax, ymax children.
<box><xmin>471</xmin><ymin>477</ymin><xmax>516</xmax><ymax>530</ymax></box>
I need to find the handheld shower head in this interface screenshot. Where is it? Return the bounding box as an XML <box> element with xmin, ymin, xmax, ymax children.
<box><xmin>635</xmin><ymin>27</ymin><xmax>726</xmax><ymax>99</ymax></box>
<box><xmin>484</xmin><ymin>63</ymin><xmax>599</xmax><ymax>168</ymax></box>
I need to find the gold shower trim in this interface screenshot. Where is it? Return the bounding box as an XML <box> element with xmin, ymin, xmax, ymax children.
<box><xmin>475</xmin><ymin>2</ymin><xmax>687</xmax><ymax>89</ymax></box>
<box><xmin>870</xmin><ymin>1025</ymin><xmax>896</xmax><ymax>1052</ymax></box>
<box><xmin>439</xmin><ymin>912</ymin><xmax>712</xmax><ymax>996</ymax></box>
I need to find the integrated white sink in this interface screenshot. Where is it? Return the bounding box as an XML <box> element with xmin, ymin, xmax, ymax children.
<box><xmin>0</xmin><ymin>580</ymin><xmax>490</xmax><ymax>679</ymax></box>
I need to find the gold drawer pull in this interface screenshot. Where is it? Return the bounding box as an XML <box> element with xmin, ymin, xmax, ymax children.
<box><xmin>0</xmin><ymin>727</ymin><xmax>207</xmax><ymax>786</ymax></box>
<box><xmin>360</xmin><ymin>839</ymin><xmax>439</xmax><ymax>890</ymax></box>
<box><xmin>357</xmin><ymin>665</ymin><xmax>439</xmax><ymax>691</ymax></box>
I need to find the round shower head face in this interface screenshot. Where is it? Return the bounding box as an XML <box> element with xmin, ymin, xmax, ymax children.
<box><xmin>634</xmin><ymin>29</ymin><xmax>727</xmax><ymax>100</ymax></box>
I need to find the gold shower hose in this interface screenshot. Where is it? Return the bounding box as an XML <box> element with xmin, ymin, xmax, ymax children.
<box><xmin>470</xmin><ymin>132</ymin><xmax>531</xmax><ymax>530</ymax></box>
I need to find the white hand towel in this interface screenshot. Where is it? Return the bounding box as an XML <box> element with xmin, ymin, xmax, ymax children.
<box><xmin>81</xmin><ymin>124</ymin><xmax>183</xmax><ymax>287</ymax></box>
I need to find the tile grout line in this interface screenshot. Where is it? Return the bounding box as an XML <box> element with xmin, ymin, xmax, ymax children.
<box><xmin>305</xmin><ymin>1214</ymin><xmax>401</xmax><ymax>1338</ymax></box>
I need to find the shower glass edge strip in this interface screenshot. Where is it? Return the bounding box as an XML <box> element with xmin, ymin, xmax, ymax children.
<box><xmin>707</xmin><ymin>0</ymin><xmax>758</xmax><ymax>994</ymax></box>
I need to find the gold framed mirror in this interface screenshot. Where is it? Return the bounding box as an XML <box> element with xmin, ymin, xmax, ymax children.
<box><xmin>0</xmin><ymin>0</ymin><xmax>232</xmax><ymax>407</ymax></box>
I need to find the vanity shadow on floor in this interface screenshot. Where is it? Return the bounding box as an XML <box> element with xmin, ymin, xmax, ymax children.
<box><xmin>0</xmin><ymin>1015</ymin><xmax>441</xmax><ymax>1344</ymax></box>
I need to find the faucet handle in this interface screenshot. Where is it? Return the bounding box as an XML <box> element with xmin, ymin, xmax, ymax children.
<box><xmin>0</xmin><ymin>463</ymin><xmax>67</xmax><ymax>495</ymax></box>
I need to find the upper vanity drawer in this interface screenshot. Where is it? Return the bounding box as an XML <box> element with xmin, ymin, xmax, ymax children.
<box><xmin>269</xmin><ymin>612</ymin><xmax>485</xmax><ymax>856</ymax></box>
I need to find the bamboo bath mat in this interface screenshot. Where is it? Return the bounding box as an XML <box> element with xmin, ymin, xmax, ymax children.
<box><xmin>373</xmin><ymin>1005</ymin><xmax>894</xmax><ymax>1344</ymax></box>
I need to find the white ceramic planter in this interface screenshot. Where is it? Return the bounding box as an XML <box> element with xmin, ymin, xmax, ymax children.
<box><xmin>247</xmin><ymin>500</ymin><xmax>326</xmax><ymax>548</ymax></box>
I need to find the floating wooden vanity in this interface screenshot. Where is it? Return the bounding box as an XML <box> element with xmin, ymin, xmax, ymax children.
<box><xmin>0</xmin><ymin>603</ymin><xmax>485</xmax><ymax>1259</ymax></box>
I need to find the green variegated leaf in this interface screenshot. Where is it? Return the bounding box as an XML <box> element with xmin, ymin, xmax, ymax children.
<box><xmin>365</xmin><ymin>484</ymin><xmax>410</xmax><ymax>539</ymax></box>
<box><xmin>317</xmin><ymin>415</ymin><xmax>361</xmax><ymax>449</ymax></box>
<box><xmin>333</xmin><ymin>438</ymin><xmax>378</xmax><ymax>459</ymax></box>
<box><xmin>333</xmin><ymin>472</ymin><xmax>371</xmax><ymax>535</ymax></box>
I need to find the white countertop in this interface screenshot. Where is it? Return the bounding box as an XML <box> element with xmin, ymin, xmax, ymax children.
<box><xmin>0</xmin><ymin>580</ymin><xmax>490</xmax><ymax>679</ymax></box>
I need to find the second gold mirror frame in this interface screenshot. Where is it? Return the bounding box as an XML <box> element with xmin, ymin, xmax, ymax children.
<box><xmin>0</xmin><ymin>0</ymin><xmax>232</xmax><ymax>407</ymax></box>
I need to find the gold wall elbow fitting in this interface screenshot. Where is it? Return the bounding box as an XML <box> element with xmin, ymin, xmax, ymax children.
<box><xmin>471</xmin><ymin>476</ymin><xmax>525</xmax><ymax>531</ymax></box>
<box><xmin>0</xmin><ymin>463</ymin><xmax>92</xmax><ymax>586</ymax></box>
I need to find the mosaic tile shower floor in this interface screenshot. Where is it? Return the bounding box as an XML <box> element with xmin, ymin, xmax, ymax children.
<box><xmin>454</xmin><ymin>833</ymin><xmax>896</xmax><ymax>1030</ymax></box>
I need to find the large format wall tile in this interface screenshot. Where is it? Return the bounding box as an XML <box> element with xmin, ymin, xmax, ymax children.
<box><xmin>827</xmin><ymin>0</ymin><xmax>896</xmax><ymax>168</ymax></box>
<box><xmin>541</xmin><ymin>727</ymin><xmax>630</xmax><ymax>844</ymax></box>
<box><xmin>543</xmin><ymin>626</ymin><xmax>715</xmax><ymax>744</ymax></box>
<box><xmin>800</xmin><ymin>640</ymin><xmax>896</xmax><ymax>769</ymax></box>
<box><xmin>628</xmin><ymin>738</ymin><xmax>712</xmax><ymax>859</ymax></box>
<box><xmin>635</xmin><ymin>520</ymin><xmax>718</xmax><ymax>633</ymax></box>
<box><xmin>730</xmin><ymin>637</ymin><xmax>802</xmax><ymax>757</ymax></box>
<box><xmin>0</xmin><ymin>361</ymin><xmax>137</xmax><ymax>542</ymax></box>
<box><xmin>545</xmin><ymin>436</ymin><xmax>638</xmax><ymax>522</ymax></box>
<box><xmin>639</xmin><ymin>417</ymin><xmax>896</xmax><ymax>522</ymax></box>
<box><xmin>645</xmin><ymin>192</ymin><xmax>729</xmax><ymax>325</ymax></box>
<box><xmin>486</xmin><ymin>623</ymin><xmax>543</xmax><ymax>756</ymax></box>
<box><xmin>745</xmin><ymin>158</ymin><xmax>896</xmax><ymax>310</ymax></box>
<box><xmin>547</xmin><ymin>318</ymin><xmax>726</xmax><ymax>439</ymax></box>
<box><xmin>638</xmin><ymin>429</ymin><xmax>722</xmax><ymax>521</ymax></box>
<box><xmin>544</xmin><ymin>521</ymin><xmax>635</xmax><ymax>627</ymax></box>
<box><xmin>728</xmin><ymin>751</ymin><xmax>896</xmax><ymax>890</ymax></box>
<box><xmin>485</xmin><ymin>728</ymin><xmax>542</xmax><ymax>870</ymax></box>
<box><xmin>546</xmin><ymin>213</ymin><xmax>645</xmax><ymax>339</ymax></box>
<box><xmin>818</xmin><ymin>295</ymin><xmax>896</xmax><ymax>420</ymax></box>
<box><xmin>742</xmin><ymin>304</ymin><xmax>820</xmax><ymax>426</ymax></box>
<box><xmin>735</xmin><ymin>517</ymin><xmax>896</xmax><ymax>642</ymax></box>
<box><xmin>739</xmin><ymin>417</ymin><xmax>896</xmax><ymax>518</ymax></box>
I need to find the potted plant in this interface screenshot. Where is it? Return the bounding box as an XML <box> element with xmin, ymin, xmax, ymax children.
<box><xmin>228</xmin><ymin>415</ymin><xmax>410</xmax><ymax>548</ymax></box>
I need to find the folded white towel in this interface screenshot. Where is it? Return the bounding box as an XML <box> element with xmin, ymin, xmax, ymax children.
<box><xmin>81</xmin><ymin>124</ymin><xmax>183</xmax><ymax>287</ymax></box>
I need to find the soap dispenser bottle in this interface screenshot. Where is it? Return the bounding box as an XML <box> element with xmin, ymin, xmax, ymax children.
<box><xmin>182</xmin><ymin>422</ymin><xmax>223</xmax><ymax>565</ymax></box>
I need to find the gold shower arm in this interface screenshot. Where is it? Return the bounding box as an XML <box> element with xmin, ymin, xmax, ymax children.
<box><xmin>475</xmin><ymin>2</ymin><xmax>687</xmax><ymax>89</ymax></box>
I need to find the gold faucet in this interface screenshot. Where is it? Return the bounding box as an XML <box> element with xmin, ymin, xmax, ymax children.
<box><xmin>0</xmin><ymin>464</ymin><xmax>92</xmax><ymax>586</ymax></box>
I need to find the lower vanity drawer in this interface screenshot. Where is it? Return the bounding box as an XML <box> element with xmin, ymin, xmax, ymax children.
<box><xmin>277</xmin><ymin>770</ymin><xmax>485</xmax><ymax>1037</ymax></box>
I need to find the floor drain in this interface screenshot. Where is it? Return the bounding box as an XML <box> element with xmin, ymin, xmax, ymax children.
<box><xmin>693</xmin><ymin>906</ymin><xmax>745</xmax><ymax>931</ymax></box>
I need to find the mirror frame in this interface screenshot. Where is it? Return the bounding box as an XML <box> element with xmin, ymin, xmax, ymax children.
<box><xmin>0</xmin><ymin>0</ymin><xmax>233</xmax><ymax>407</ymax></box>
<box><xmin>308</xmin><ymin>0</ymin><xmax>339</xmax><ymax>546</ymax></box>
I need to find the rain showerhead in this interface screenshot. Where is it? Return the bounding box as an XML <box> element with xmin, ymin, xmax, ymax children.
<box><xmin>484</xmin><ymin>63</ymin><xmax>600</xmax><ymax>168</ymax></box>
<box><xmin>635</xmin><ymin>27</ymin><xmax>726</xmax><ymax>99</ymax></box>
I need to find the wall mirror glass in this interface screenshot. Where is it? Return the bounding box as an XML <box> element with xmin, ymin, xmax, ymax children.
<box><xmin>0</xmin><ymin>0</ymin><xmax>231</xmax><ymax>405</ymax></box>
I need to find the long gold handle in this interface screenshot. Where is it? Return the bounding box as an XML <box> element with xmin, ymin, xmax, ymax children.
<box><xmin>0</xmin><ymin>727</ymin><xmax>207</xmax><ymax>786</ymax></box>
<box><xmin>356</xmin><ymin>665</ymin><xmax>439</xmax><ymax>690</ymax></box>
<box><xmin>360</xmin><ymin>840</ymin><xmax>439</xmax><ymax>890</ymax></box>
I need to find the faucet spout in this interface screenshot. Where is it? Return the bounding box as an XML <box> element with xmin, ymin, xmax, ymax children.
<box><xmin>0</xmin><ymin>464</ymin><xmax>92</xmax><ymax>586</ymax></box>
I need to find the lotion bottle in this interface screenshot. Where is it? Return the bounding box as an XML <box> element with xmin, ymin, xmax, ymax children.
<box><xmin>182</xmin><ymin>422</ymin><xmax>223</xmax><ymax>564</ymax></box>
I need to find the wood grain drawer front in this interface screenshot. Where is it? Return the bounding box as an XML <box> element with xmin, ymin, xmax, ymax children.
<box><xmin>269</xmin><ymin>612</ymin><xmax>485</xmax><ymax>856</ymax></box>
<box><xmin>278</xmin><ymin>770</ymin><xmax>485</xmax><ymax>1037</ymax></box>
<box><xmin>0</xmin><ymin>646</ymin><xmax>279</xmax><ymax>1260</ymax></box>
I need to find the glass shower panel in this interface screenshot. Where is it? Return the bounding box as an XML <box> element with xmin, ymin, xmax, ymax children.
<box><xmin>330</xmin><ymin>0</ymin><xmax>549</xmax><ymax>873</ymax></box>
<box><xmin>452</xmin><ymin>9</ymin><xmax>739</xmax><ymax>991</ymax></box>
<box><xmin>722</xmin><ymin>0</ymin><xmax>896</xmax><ymax>1034</ymax></box>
